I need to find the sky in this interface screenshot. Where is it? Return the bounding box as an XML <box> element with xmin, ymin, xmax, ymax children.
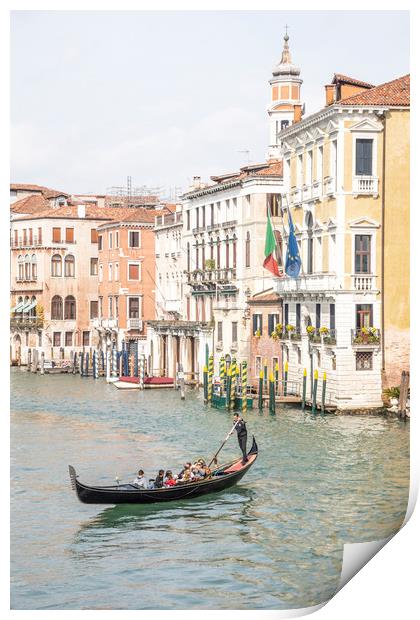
<box><xmin>10</xmin><ymin>10</ymin><xmax>410</xmax><ymax>197</ymax></box>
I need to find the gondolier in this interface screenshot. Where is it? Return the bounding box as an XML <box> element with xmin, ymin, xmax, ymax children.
<box><xmin>231</xmin><ymin>413</ymin><xmax>248</xmax><ymax>464</ymax></box>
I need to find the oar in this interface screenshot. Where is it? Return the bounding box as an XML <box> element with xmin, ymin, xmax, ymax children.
<box><xmin>208</xmin><ymin>420</ymin><xmax>239</xmax><ymax>469</ymax></box>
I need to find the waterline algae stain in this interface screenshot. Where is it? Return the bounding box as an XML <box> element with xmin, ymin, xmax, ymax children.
<box><xmin>11</xmin><ymin>370</ymin><xmax>409</xmax><ymax>610</ymax></box>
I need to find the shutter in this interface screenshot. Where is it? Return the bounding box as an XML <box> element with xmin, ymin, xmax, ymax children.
<box><xmin>252</xmin><ymin>315</ymin><xmax>258</xmax><ymax>334</ymax></box>
<box><xmin>66</xmin><ymin>228</ymin><xmax>74</xmax><ymax>243</ymax></box>
<box><xmin>129</xmin><ymin>264</ymin><xmax>139</xmax><ymax>280</ymax></box>
<box><xmin>91</xmin><ymin>229</ymin><xmax>98</xmax><ymax>243</ymax></box>
<box><xmin>52</xmin><ymin>228</ymin><xmax>61</xmax><ymax>242</ymax></box>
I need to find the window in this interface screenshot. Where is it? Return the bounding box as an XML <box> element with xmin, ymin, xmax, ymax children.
<box><xmin>52</xmin><ymin>228</ymin><xmax>61</xmax><ymax>243</ymax></box>
<box><xmin>90</xmin><ymin>258</ymin><xmax>98</xmax><ymax>275</ymax></box>
<box><xmin>245</xmin><ymin>232</ymin><xmax>251</xmax><ymax>267</ymax></box>
<box><xmin>186</xmin><ymin>296</ymin><xmax>190</xmax><ymax>320</ymax></box>
<box><xmin>356</xmin><ymin>304</ymin><xmax>373</xmax><ymax>328</ymax></box>
<box><xmin>115</xmin><ymin>232</ymin><xmax>119</xmax><ymax>248</ymax></box>
<box><xmin>317</xmin><ymin>146</ymin><xmax>324</xmax><ymax>182</ymax></box>
<box><xmin>115</xmin><ymin>296</ymin><xmax>119</xmax><ymax>317</ymax></box>
<box><xmin>202</xmin><ymin>205</ymin><xmax>206</xmax><ymax>228</ymax></box>
<box><xmin>186</xmin><ymin>210</ymin><xmax>190</xmax><ymax>230</ymax></box>
<box><xmin>281</xmin><ymin>120</ymin><xmax>289</xmax><ymax>130</ymax></box>
<box><xmin>216</xmin><ymin>238</ymin><xmax>221</xmax><ymax>268</ymax></box>
<box><xmin>225</xmin><ymin>236</ymin><xmax>229</xmax><ymax>269</ymax></box>
<box><xmin>297</xmin><ymin>153</ymin><xmax>303</xmax><ymax>187</ymax></box>
<box><xmin>232</xmin><ymin>236</ymin><xmax>237</xmax><ymax>268</ymax></box>
<box><xmin>252</xmin><ymin>313</ymin><xmax>262</xmax><ymax>335</ymax></box>
<box><xmin>24</xmin><ymin>254</ymin><xmax>30</xmax><ymax>279</ymax></box>
<box><xmin>316</xmin><ymin>303</ymin><xmax>321</xmax><ymax>329</ymax></box>
<box><xmin>330</xmin><ymin>304</ymin><xmax>336</xmax><ymax>330</ymax></box>
<box><xmin>98</xmin><ymin>296</ymin><xmax>103</xmax><ymax>318</ymax></box>
<box><xmin>65</xmin><ymin>228</ymin><xmax>74</xmax><ymax>243</ymax></box>
<box><xmin>53</xmin><ymin>332</ymin><xmax>61</xmax><ymax>347</ymax></box>
<box><xmin>90</xmin><ymin>300</ymin><xmax>98</xmax><ymax>319</ymax></box>
<box><xmin>108</xmin><ymin>296</ymin><xmax>113</xmax><ymax>319</ymax></box>
<box><xmin>355</xmin><ymin>235</ymin><xmax>371</xmax><ymax>274</ymax></box>
<box><xmin>64</xmin><ymin>255</ymin><xmax>75</xmax><ymax>277</ymax></box>
<box><xmin>272</xmin><ymin>356</ymin><xmax>279</xmax><ymax>372</ymax></box>
<box><xmin>232</xmin><ymin>321</ymin><xmax>238</xmax><ymax>343</ymax></box>
<box><xmin>98</xmin><ymin>234</ymin><xmax>102</xmax><ymax>250</ymax></box>
<box><xmin>23</xmin><ymin>229</ymin><xmax>27</xmax><ymax>245</ymax></box>
<box><xmin>268</xmin><ymin>313</ymin><xmax>280</xmax><ymax>335</ymax></box>
<box><xmin>267</xmin><ymin>194</ymin><xmax>281</xmax><ymax>217</ymax></box>
<box><xmin>91</xmin><ymin>229</ymin><xmax>98</xmax><ymax>243</ymax></box>
<box><xmin>355</xmin><ymin>139</ymin><xmax>373</xmax><ymax>176</ymax></box>
<box><xmin>109</xmin><ymin>232</ymin><xmax>113</xmax><ymax>249</ymax></box>
<box><xmin>128</xmin><ymin>263</ymin><xmax>140</xmax><ymax>280</ymax></box>
<box><xmin>17</xmin><ymin>255</ymin><xmax>24</xmax><ymax>280</ymax></box>
<box><xmin>187</xmin><ymin>243</ymin><xmax>190</xmax><ymax>271</ymax></box>
<box><xmin>51</xmin><ymin>295</ymin><xmax>63</xmax><ymax>320</ymax></box>
<box><xmin>65</xmin><ymin>332</ymin><xmax>73</xmax><ymax>346</ymax></box>
<box><xmin>284</xmin><ymin>303</ymin><xmax>289</xmax><ymax>326</ymax></box>
<box><xmin>51</xmin><ymin>254</ymin><xmax>62</xmax><ymax>277</ymax></box>
<box><xmin>82</xmin><ymin>331</ymin><xmax>90</xmax><ymax>347</ymax></box>
<box><xmin>296</xmin><ymin>303</ymin><xmax>301</xmax><ymax>332</ymax></box>
<box><xmin>331</xmin><ymin>140</ymin><xmax>338</xmax><ymax>188</ymax></box>
<box><xmin>306</xmin><ymin>150</ymin><xmax>313</xmax><ymax>185</ymax></box>
<box><xmin>297</xmin><ymin>348</ymin><xmax>302</xmax><ymax>364</ymax></box>
<box><xmin>210</xmin><ymin>204</ymin><xmax>214</xmax><ymax>225</ymax></box>
<box><xmin>99</xmin><ymin>264</ymin><xmax>103</xmax><ymax>282</ymax></box>
<box><xmin>129</xmin><ymin>231</ymin><xmax>140</xmax><ymax>248</ymax></box>
<box><xmin>195</xmin><ymin>207</ymin><xmax>199</xmax><ymax>228</ymax></box>
<box><xmin>202</xmin><ymin>244</ymin><xmax>206</xmax><ymax>270</ymax></box>
<box><xmin>29</xmin><ymin>229</ymin><xmax>33</xmax><ymax>244</ymax></box>
<box><xmin>115</xmin><ymin>263</ymin><xmax>119</xmax><ymax>281</ymax></box>
<box><xmin>108</xmin><ymin>263</ymin><xmax>113</xmax><ymax>281</ymax></box>
<box><xmin>255</xmin><ymin>356</ymin><xmax>262</xmax><ymax>377</ymax></box>
<box><xmin>217</xmin><ymin>321</ymin><xmax>223</xmax><ymax>343</ymax></box>
<box><xmin>31</xmin><ymin>254</ymin><xmax>37</xmax><ymax>280</ymax></box>
<box><xmin>128</xmin><ymin>297</ymin><xmax>140</xmax><ymax>318</ymax></box>
<box><xmin>356</xmin><ymin>351</ymin><xmax>373</xmax><ymax>371</ymax></box>
<box><xmin>64</xmin><ymin>296</ymin><xmax>76</xmax><ymax>320</ymax></box>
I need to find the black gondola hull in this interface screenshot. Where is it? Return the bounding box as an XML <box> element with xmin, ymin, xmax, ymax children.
<box><xmin>69</xmin><ymin>437</ymin><xmax>258</xmax><ymax>505</ymax></box>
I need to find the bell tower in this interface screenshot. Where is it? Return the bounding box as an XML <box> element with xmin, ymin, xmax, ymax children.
<box><xmin>267</xmin><ymin>29</ymin><xmax>303</xmax><ymax>159</ymax></box>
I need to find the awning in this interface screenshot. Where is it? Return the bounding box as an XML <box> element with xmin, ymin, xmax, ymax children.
<box><xmin>12</xmin><ymin>301</ymin><xmax>25</xmax><ymax>313</ymax></box>
<box><xmin>21</xmin><ymin>300</ymin><xmax>37</xmax><ymax>313</ymax></box>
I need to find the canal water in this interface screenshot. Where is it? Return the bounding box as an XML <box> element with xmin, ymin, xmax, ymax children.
<box><xmin>10</xmin><ymin>369</ymin><xmax>409</xmax><ymax>610</ymax></box>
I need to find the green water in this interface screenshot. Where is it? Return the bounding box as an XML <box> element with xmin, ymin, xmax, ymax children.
<box><xmin>10</xmin><ymin>369</ymin><xmax>409</xmax><ymax>609</ymax></box>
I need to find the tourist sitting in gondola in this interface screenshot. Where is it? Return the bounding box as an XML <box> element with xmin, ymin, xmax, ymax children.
<box><xmin>147</xmin><ymin>479</ymin><xmax>155</xmax><ymax>489</ymax></box>
<box><xmin>132</xmin><ymin>469</ymin><xmax>147</xmax><ymax>489</ymax></box>
<box><xmin>177</xmin><ymin>462</ymin><xmax>192</xmax><ymax>479</ymax></box>
<box><xmin>154</xmin><ymin>469</ymin><xmax>165</xmax><ymax>488</ymax></box>
<box><xmin>164</xmin><ymin>471</ymin><xmax>176</xmax><ymax>487</ymax></box>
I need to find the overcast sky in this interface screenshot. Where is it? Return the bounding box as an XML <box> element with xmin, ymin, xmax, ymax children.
<box><xmin>11</xmin><ymin>10</ymin><xmax>409</xmax><ymax>197</ymax></box>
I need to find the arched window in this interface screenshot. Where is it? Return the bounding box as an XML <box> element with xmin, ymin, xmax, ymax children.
<box><xmin>51</xmin><ymin>295</ymin><xmax>63</xmax><ymax>320</ymax></box>
<box><xmin>195</xmin><ymin>243</ymin><xmax>199</xmax><ymax>269</ymax></box>
<box><xmin>216</xmin><ymin>237</ymin><xmax>221</xmax><ymax>269</ymax></box>
<box><xmin>18</xmin><ymin>255</ymin><xmax>24</xmax><ymax>280</ymax></box>
<box><xmin>24</xmin><ymin>254</ymin><xmax>30</xmax><ymax>280</ymax></box>
<box><xmin>31</xmin><ymin>255</ymin><xmax>37</xmax><ymax>280</ymax></box>
<box><xmin>225</xmin><ymin>235</ymin><xmax>230</xmax><ymax>269</ymax></box>
<box><xmin>245</xmin><ymin>232</ymin><xmax>251</xmax><ymax>267</ymax></box>
<box><xmin>187</xmin><ymin>242</ymin><xmax>190</xmax><ymax>272</ymax></box>
<box><xmin>29</xmin><ymin>295</ymin><xmax>36</xmax><ymax>317</ymax></box>
<box><xmin>51</xmin><ymin>254</ymin><xmax>62</xmax><ymax>277</ymax></box>
<box><xmin>232</xmin><ymin>235</ymin><xmax>237</xmax><ymax>269</ymax></box>
<box><xmin>64</xmin><ymin>254</ymin><xmax>75</xmax><ymax>277</ymax></box>
<box><xmin>64</xmin><ymin>295</ymin><xmax>76</xmax><ymax>320</ymax></box>
<box><xmin>306</xmin><ymin>212</ymin><xmax>314</xmax><ymax>275</ymax></box>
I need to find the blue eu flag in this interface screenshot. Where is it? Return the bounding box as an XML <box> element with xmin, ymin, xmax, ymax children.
<box><xmin>285</xmin><ymin>209</ymin><xmax>301</xmax><ymax>278</ymax></box>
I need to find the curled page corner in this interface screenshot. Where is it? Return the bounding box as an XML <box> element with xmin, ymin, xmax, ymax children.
<box><xmin>337</xmin><ymin>535</ymin><xmax>393</xmax><ymax>592</ymax></box>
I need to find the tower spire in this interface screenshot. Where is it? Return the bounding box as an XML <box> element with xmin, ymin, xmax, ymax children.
<box><xmin>281</xmin><ymin>27</ymin><xmax>292</xmax><ymax>65</ymax></box>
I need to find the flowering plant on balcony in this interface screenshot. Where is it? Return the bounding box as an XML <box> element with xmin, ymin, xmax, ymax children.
<box><xmin>306</xmin><ymin>325</ymin><xmax>315</xmax><ymax>334</ymax></box>
<box><xmin>254</xmin><ymin>329</ymin><xmax>261</xmax><ymax>337</ymax></box>
<box><xmin>275</xmin><ymin>323</ymin><xmax>283</xmax><ymax>335</ymax></box>
<box><xmin>271</xmin><ymin>330</ymin><xmax>279</xmax><ymax>341</ymax></box>
<box><xmin>354</xmin><ymin>326</ymin><xmax>380</xmax><ymax>344</ymax></box>
<box><xmin>319</xmin><ymin>326</ymin><xmax>329</xmax><ymax>335</ymax></box>
<box><xmin>286</xmin><ymin>324</ymin><xmax>295</xmax><ymax>332</ymax></box>
<box><xmin>205</xmin><ymin>259</ymin><xmax>216</xmax><ymax>270</ymax></box>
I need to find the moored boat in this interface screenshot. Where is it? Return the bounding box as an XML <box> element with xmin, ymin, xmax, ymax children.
<box><xmin>69</xmin><ymin>437</ymin><xmax>258</xmax><ymax>505</ymax></box>
<box><xmin>112</xmin><ymin>376</ymin><xmax>174</xmax><ymax>390</ymax></box>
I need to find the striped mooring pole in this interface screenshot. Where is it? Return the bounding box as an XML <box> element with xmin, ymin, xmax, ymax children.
<box><xmin>100</xmin><ymin>350</ymin><xmax>105</xmax><ymax>375</ymax></box>
<box><xmin>284</xmin><ymin>361</ymin><xmax>289</xmax><ymax>396</ymax></box>
<box><xmin>258</xmin><ymin>370</ymin><xmax>264</xmax><ymax>410</ymax></box>
<box><xmin>79</xmin><ymin>352</ymin><xmax>83</xmax><ymax>376</ymax></box>
<box><xmin>229</xmin><ymin>365</ymin><xmax>236</xmax><ymax>411</ymax></box>
<box><xmin>207</xmin><ymin>354</ymin><xmax>214</xmax><ymax>404</ymax></box>
<box><xmin>219</xmin><ymin>356</ymin><xmax>226</xmax><ymax>395</ymax></box>
<box><xmin>84</xmin><ymin>352</ymin><xmax>89</xmax><ymax>377</ymax></box>
<box><xmin>275</xmin><ymin>361</ymin><xmax>279</xmax><ymax>395</ymax></box>
<box><xmin>241</xmin><ymin>361</ymin><xmax>248</xmax><ymax>415</ymax></box>
<box><xmin>225</xmin><ymin>367</ymin><xmax>232</xmax><ymax>410</ymax></box>
<box><xmin>301</xmin><ymin>368</ymin><xmax>307</xmax><ymax>411</ymax></box>
<box><xmin>269</xmin><ymin>372</ymin><xmax>276</xmax><ymax>414</ymax></box>
<box><xmin>139</xmin><ymin>354</ymin><xmax>145</xmax><ymax>390</ymax></box>
<box><xmin>92</xmin><ymin>350</ymin><xmax>98</xmax><ymax>379</ymax></box>
<box><xmin>73</xmin><ymin>352</ymin><xmax>77</xmax><ymax>374</ymax></box>
<box><xmin>203</xmin><ymin>365</ymin><xmax>208</xmax><ymax>404</ymax></box>
<box><xmin>312</xmin><ymin>369</ymin><xmax>319</xmax><ymax>414</ymax></box>
<box><xmin>112</xmin><ymin>348</ymin><xmax>118</xmax><ymax>377</ymax></box>
<box><xmin>263</xmin><ymin>358</ymin><xmax>268</xmax><ymax>392</ymax></box>
<box><xmin>321</xmin><ymin>371</ymin><xmax>327</xmax><ymax>414</ymax></box>
<box><xmin>134</xmin><ymin>342</ymin><xmax>139</xmax><ymax>377</ymax></box>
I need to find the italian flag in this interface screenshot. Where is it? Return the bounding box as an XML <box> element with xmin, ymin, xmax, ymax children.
<box><xmin>263</xmin><ymin>211</ymin><xmax>281</xmax><ymax>277</ymax></box>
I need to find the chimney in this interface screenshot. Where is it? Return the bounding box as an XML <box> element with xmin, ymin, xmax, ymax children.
<box><xmin>293</xmin><ymin>105</ymin><xmax>303</xmax><ymax>124</ymax></box>
<box><xmin>325</xmin><ymin>84</ymin><xmax>336</xmax><ymax>106</ymax></box>
<box><xmin>77</xmin><ymin>204</ymin><xmax>86</xmax><ymax>218</ymax></box>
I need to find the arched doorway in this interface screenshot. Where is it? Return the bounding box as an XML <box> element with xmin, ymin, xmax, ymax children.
<box><xmin>12</xmin><ymin>334</ymin><xmax>22</xmax><ymax>366</ymax></box>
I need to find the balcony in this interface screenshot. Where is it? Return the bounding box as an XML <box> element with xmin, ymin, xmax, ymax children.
<box><xmin>307</xmin><ymin>327</ymin><xmax>321</xmax><ymax>344</ymax></box>
<box><xmin>192</xmin><ymin>226</ymin><xmax>206</xmax><ymax>235</ymax></box>
<box><xmin>11</xmin><ymin>236</ymin><xmax>43</xmax><ymax>249</ymax></box>
<box><xmin>187</xmin><ymin>267</ymin><xmax>236</xmax><ymax>286</ymax></box>
<box><xmin>92</xmin><ymin>318</ymin><xmax>118</xmax><ymax>330</ymax></box>
<box><xmin>352</xmin><ymin>176</ymin><xmax>379</xmax><ymax>196</ymax></box>
<box><xmin>351</xmin><ymin>328</ymin><xmax>381</xmax><ymax>346</ymax></box>
<box><xmin>206</xmin><ymin>223</ymin><xmax>220</xmax><ymax>232</ymax></box>
<box><xmin>276</xmin><ymin>273</ymin><xmax>338</xmax><ymax>294</ymax></box>
<box><xmin>352</xmin><ymin>274</ymin><xmax>377</xmax><ymax>291</ymax></box>
<box><xmin>11</xmin><ymin>316</ymin><xmax>43</xmax><ymax>330</ymax></box>
<box><xmin>322</xmin><ymin>328</ymin><xmax>337</xmax><ymax>346</ymax></box>
<box><xmin>290</xmin><ymin>328</ymin><xmax>302</xmax><ymax>342</ymax></box>
<box><xmin>128</xmin><ymin>318</ymin><xmax>143</xmax><ymax>331</ymax></box>
<box><xmin>221</xmin><ymin>220</ymin><xmax>238</xmax><ymax>229</ymax></box>
<box><xmin>302</xmin><ymin>184</ymin><xmax>312</xmax><ymax>202</ymax></box>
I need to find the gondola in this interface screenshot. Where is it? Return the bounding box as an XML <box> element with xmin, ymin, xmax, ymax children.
<box><xmin>69</xmin><ymin>436</ymin><xmax>258</xmax><ymax>505</ymax></box>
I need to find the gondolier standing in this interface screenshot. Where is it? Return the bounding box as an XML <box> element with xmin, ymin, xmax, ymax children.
<box><xmin>231</xmin><ymin>413</ymin><xmax>248</xmax><ymax>464</ymax></box>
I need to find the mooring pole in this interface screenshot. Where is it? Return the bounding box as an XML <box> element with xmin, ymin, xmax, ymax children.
<box><xmin>40</xmin><ymin>352</ymin><xmax>45</xmax><ymax>375</ymax></box>
<box><xmin>312</xmin><ymin>369</ymin><xmax>318</xmax><ymax>414</ymax></box>
<box><xmin>258</xmin><ymin>370</ymin><xmax>263</xmax><ymax>410</ymax></box>
<box><xmin>220</xmin><ymin>355</ymin><xmax>225</xmax><ymax>396</ymax></box>
<box><xmin>275</xmin><ymin>361</ymin><xmax>279</xmax><ymax>395</ymax></box>
<box><xmin>112</xmin><ymin>348</ymin><xmax>118</xmax><ymax>377</ymax></box>
<box><xmin>207</xmin><ymin>354</ymin><xmax>214</xmax><ymax>405</ymax></box>
<box><xmin>203</xmin><ymin>365</ymin><xmax>208</xmax><ymax>404</ymax></box>
<box><xmin>301</xmin><ymin>368</ymin><xmax>307</xmax><ymax>411</ymax></box>
<box><xmin>230</xmin><ymin>365</ymin><xmax>236</xmax><ymax>411</ymax></box>
<box><xmin>241</xmin><ymin>361</ymin><xmax>248</xmax><ymax>415</ymax></box>
<box><xmin>225</xmin><ymin>367</ymin><xmax>232</xmax><ymax>410</ymax></box>
<box><xmin>139</xmin><ymin>354</ymin><xmax>145</xmax><ymax>390</ymax></box>
<box><xmin>85</xmin><ymin>352</ymin><xmax>89</xmax><ymax>377</ymax></box>
<box><xmin>269</xmin><ymin>372</ymin><xmax>276</xmax><ymax>414</ymax></box>
<box><xmin>321</xmin><ymin>371</ymin><xmax>327</xmax><ymax>414</ymax></box>
<box><xmin>284</xmin><ymin>360</ymin><xmax>289</xmax><ymax>396</ymax></box>
<box><xmin>92</xmin><ymin>350</ymin><xmax>97</xmax><ymax>379</ymax></box>
<box><xmin>27</xmin><ymin>348</ymin><xmax>32</xmax><ymax>372</ymax></box>
<box><xmin>263</xmin><ymin>358</ymin><xmax>268</xmax><ymax>392</ymax></box>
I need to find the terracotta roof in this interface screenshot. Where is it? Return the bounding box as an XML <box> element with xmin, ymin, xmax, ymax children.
<box><xmin>10</xmin><ymin>194</ymin><xmax>51</xmax><ymax>214</ymax></box>
<box><xmin>212</xmin><ymin>160</ymin><xmax>283</xmax><ymax>185</ymax></box>
<box><xmin>10</xmin><ymin>183</ymin><xmax>69</xmax><ymax>197</ymax></box>
<box><xmin>338</xmin><ymin>74</ymin><xmax>410</xmax><ymax>107</ymax></box>
<box><xmin>248</xmin><ymin>290</ymin><xmax>281</xmax><ymax>304</ymax></box>
<box><xmin>332</xmin><ymin>73</ymin><xmax>375</xmax><ymax>88</ymax></box>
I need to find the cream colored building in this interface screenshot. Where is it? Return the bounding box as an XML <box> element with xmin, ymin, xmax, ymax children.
<box><xmin>276</xmin><ymin>73</ymin><xmax>410</xmax><ymax>410</ymax></box>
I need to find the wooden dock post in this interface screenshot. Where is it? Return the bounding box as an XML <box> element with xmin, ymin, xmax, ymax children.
<box><xmin>79</xmin><ymin>352</ymin><xmax>83</xmax><ymax>376</ymax></box>
<box><xmin>106</xmin><ymin>349</ymin><xmax>111</xmax><ymax>382</ymax></box>
<box><xmin>225</xmin><ymin>367</ymin><xmax>232</xmax><ymax>410</ymax></box>
<box><xmin>203</xmin><ymin>365</ymin><xmax>208</xmax><ymax>404</ymax></box>
<box><xmin>275</xmin><ymin>361</ymin><xmax>279</xmax><ymax>395</ymax></box>
<box><xmin>207</xmin><ymin>354</ymin><xmax>214</xmax><ymax>404</ymax></box>
<box><xmin>284</xmin><ymin>361</ymin><xmax>288</xmax><ymax>396</ymax></box>
<box><xmin>258</xmin><ymin>370</ymin><xmax>263</xmax><ymax>410</ymax></box>
<box><xmin>269</xmin><ymin>372</ymin><xmax>276</xmax><ymax>414</ymax></box>
<box><xmin>32</xmin><ymin>349</ymin><xmax>38</xmax><ymax>373</ymax></box>
<box><xmin>219</xmin><ymin>356</ymin><xmax>226</xmax><ymax>396</ymax></box>
<box><xmin>72</xmin><ymin>352</ymin><xmax>77</xmax><ymax>374</ymax></box>
<box><xmin>398</xmin><ymin>370</ymin><xmax>410</xmax><ymax>419</ymax></box>
<box><xmin>230</xmin><ymin>365</ymin><xmax>236</xmax><ymax>411</ymax></box>
<box><xmin>130</xmin><ymin>354</ymin><xmax>135</xmax><ymax>377</ymax></box>
<box><xmin>139</xmin><ymin>354</ymin><xmax>145</xmax><ymax>390</ymax></box>
<box><xmin>301</xmin><ymin>368</ymin><xmax>307</xmax><ymax>411</ymax></box>
<box><xmin>85</xmin><ymin>352</ymin><xmax>89</xmax><ymax>377</ymax></box>
<box><xmin>92</xmin><ymin>351</ymin><xmax>98</xmax><ymax>379</ymax></box>
<box><xmin>312</xmin><ymin>369</ymin><xmax>318</xmax><ymax>414</ymax></box>
<box><xmin>27</xmin><ymin>348</ymin><xmax>32</xmax><ymax>372</ymax></box>
<box><xmin>112</xmin><ymin>348</ymin><xmax>118</xmax><ymax>378</ymax></box>
<box><xmin>321</xmin><ymin>372</ymin><xmax>327</xmax><ymax>414</ymax></box>
<box><xmin>241</xmin><ymin>361</ymin><xmax>248</xmax><ymax>415</ymax></box>
<box><xmin>134</xmin><ymin>342</ymin><xmax>139</xmax><ymax>377</ymax></box>
<box><xmin>263</xmin><ymin>358</ymin><xmax>268</xmax><ymax>392</ymax></box>
<box><xmin>40</xmin><ymin>352</ymin><xmax>45</xmax><ymax>375</ymax></box>
<box><xmin>178</xmin><ymin>362</ymin><xmax>185</xmax><ymax>400</ymax></box>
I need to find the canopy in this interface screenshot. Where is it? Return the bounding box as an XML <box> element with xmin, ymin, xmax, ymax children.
<box><xmin>11</xmin><ymin>301</ymin><xmax>25</xmax><ymax>313</ymax></box>
<box><xmin>21</xmin><ymin>300</ymin><xmax>37</xmax><ymax>313</ymax></box>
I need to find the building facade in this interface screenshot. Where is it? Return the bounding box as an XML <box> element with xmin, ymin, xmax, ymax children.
<box><xmin>276</xmin><ymin>73</ymin><xmax>410</xmax><ymax>410</ymax></box>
